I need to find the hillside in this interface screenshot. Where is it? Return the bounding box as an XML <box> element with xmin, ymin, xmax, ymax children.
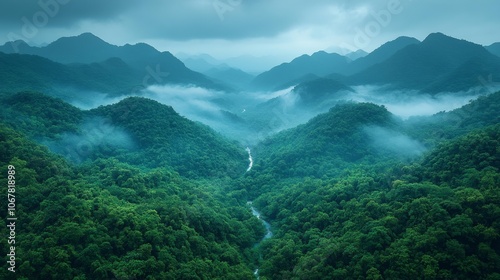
<box><xmin>0</xmin><ymin>124</ymin><xmax>262</xmax><ymax>279</ymax></box>
<box><xmin>0</xmin><ymin>92</ymin><xmax>249</xmax><ymax>178</ymax></box>
<box><xmin>89</xmin><ymin>97</ymin><xmax>248</xmax><ymax>178</ymax></box>
<box><xmin>405</xmin><ymin>91</ymin><xmax>500</xmax><ymax>144</ymax></box>
<box><xmin>251</xmin><ymin>51</ymin><xmax>350</xmax><ymax>90</ymax></box>
<box><xmin>486</xmin><ymin>42</ymin><xmax>500</xmax><ymax>57</ymax></box>
<box><xmin>249</xmin><ymin>124</ymin><xmax>500</xmax><ymax>279</ymax></box>
<box><xmin>0</xmin><ymin>51</ymin><xmax>142</xmax><ymax>97</ymax></box>
<box><xmin>253</xmin><ymin>103</ymin><xmax>406</xmax><ymax>179</ymax></box>
<box><xmin>0</xmin><ymin>33</ymin><xmax>226</xmax><ymax>92</ymax></box>
<box><xmin>349</xmin><ymin>33</ymin><xmax>500</xmax><ymax>91</ymax></box>
<box><xmin>0</xmin><ymin>92</ymin><xmax>83</xmax><ymax>138</ymax></box>
<box><xmin>344</xmin><ymin>36</ymin><xmax>420</xmax><ymax>75</ymax></box>
<box><xmin>1</xmin><ymin>30</ymin><xmax>499</xmax><ymax>280</ymax></box>
<box><xmin>291</xmin><ymin>78</ymin><xmax>354</xmax><ymax>107</ymax></box>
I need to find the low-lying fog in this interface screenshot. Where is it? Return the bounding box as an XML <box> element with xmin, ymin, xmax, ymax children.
<box><xmin>68</xmin><ymin>83</ymin><xmax>493</xmax><ymax>146</ymax></box>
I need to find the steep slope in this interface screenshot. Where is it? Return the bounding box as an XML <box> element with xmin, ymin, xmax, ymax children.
<box><xmin>406</xmin><ymin>91</ymin><xmax>500</xmax><ymax>144</ymax></box>
<box><xmin>204</xmin><ymin>67</ymin><xmax>255</xmax><ymax>90</ymax></box>
<box><xmin>252</xmin><ymin>124</ymin><xmax>500</xmax><ymax>280</ymax></box>
<box><xmin>423</xmin><ymin>55</ymin><xmax>500</xmax><ymax>93</ymax></box>
<box><xmin>349</xmin><ymin>33</ymin><xmax>500</xmax><ymax>91</ymax></box>
<box><xmin>253</xmin><ymin>103</ymin><xmax>415</xmax><ymax>178</ymax></box>
<box><xmin>486</xmin><ymin>42</ymin><xmax>500</xmax><ymax>57</ymax></box>
<box><xmin>251</xmin><ymin>51</ymin><xmax>350</xmax><ymax>90</ymax></box>
<box><xmin>0</xmin><ymin>33</ymin><xmax>225</xmax><ymax>91</ymax></box>
<box><xmin>345</xmin><ymin>36</ymin><xmax>420</xmax><ymax>75</ymax></box>
<box><xmin>345</xmin><ymin>49</ymin><xmax>368</xmax><ymax>61</ymax></box>
<box><xmin>0</xmin><ymin>52</ymin><xmax>141</xmax><ymax>96</ymax></box>
<box><xmin>291</xmin><ymin>78</ymin><xmax>354</xmax><ymax>108</ymax></box>
<box><xmin>90</xmin><ymin>97</ymin><xmax>248</xmax><ymax>178</ymax></box>
<box><xmin>0</xmin><ymin>92</ymin><xmax>83</xmax><ymax>138</ymax></box>
<box><xmin>0</xmin><ymin>124</ymin><xmax>262</xmax><ymax>279</ymax></box>
<box><xmin>1</xmin><ymin>92</ymin><xmax>249</xmax><ymax>178</ymax></box>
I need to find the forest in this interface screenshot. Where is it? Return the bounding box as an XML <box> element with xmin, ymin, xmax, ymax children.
<box><xmin>0</xmin><ymin>88</ymin><xmax>498</xmax><ymax>279</ymax></box>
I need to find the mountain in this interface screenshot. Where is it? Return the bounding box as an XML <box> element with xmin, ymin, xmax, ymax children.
<box><xmin>0</xmin><ymin>33</ymin><xmax>226</xmax><ymax>91</ymax></box>
<box><xmin>249</xmin><ymin>36</ymin><xmax>420</xmax><ymax>91</ymax></box>
<box><xmin>251</xmin><ymin>123</ymin><xmax>500</xmax><ymax>280</ymax></box>
<box><xmin>406</xmin><ymin>91</ymin><xmax>500</xmax><ymax>143</ymax></box>
<box><xmin>178</xmin><ymin>53</ymin><xmax>239</xmax><ymax>73</ymax></box>
<box><xmin>251</xmin><ymin>51</ymin><xmax>350</xmax><ymax>90</ymax></box>
<box><xmin>222</xmin><ymin>54</ymin><xmax>283</xmax><ymax>74</ymax></box>
<box><xmin>291</xmin><ymin>78</ymin><xmax>354</xmax><ymax>108</ymax></box>
<box><xmin>349</xmin><ymin>33</ymin><xmax>500</xmax><ymax>91</ymax></box>
<box><xmin>0</xmin><ymin>92</ymin><xmax>83</xmax><ymax>138</ymax></box>
<box><xmin>0</xmin><ymin>121</ymin><xmax>261</xmax><ymax>279</ymax></box>
<box><xmin>344</xmin><ymin>36</ymin><xmax>420</xmax><ymax>75</ymax></box>
<box><xmin>0</xmin><ymin>52</ymin><xmax>141</xmax><ymax>98</ymax></box>
<box><xmin>89</xmin><ymin>97</ymin><xmax>248</xmax><ymax>178</ymax></box>
<box><xmin>486</xmin><ymin>42</ymin><xmax>500</xmax><ymax>57</ymax></box>
<box><xmin>253</xmin><ymin>102</ymin><xmax>406</xmax><ymax>178</ymax></box>
<box><xmin>423</xmin><ymin>54</ymin><xmax>500</xmax><ymax>93</ymax></box>
<box><xmin>204</xmin><ymin>67</ymin><xmax>255</xmax><ymax>90</ymax></box>
<box><xmin>345</xmin><ymin>49</ymin><xmax>368</xmax><ymax>61</ymax></box>
<box><xmin>0</xmin><ymin>92</ymin><xmax>249</xmax><ymax>178</ymax></box>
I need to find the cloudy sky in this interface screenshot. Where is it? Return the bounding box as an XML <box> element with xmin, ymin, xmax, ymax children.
<box><xmin>1</xmin><ymin>0</ymin><xmax>499</xmax><ymax>62</ymax></box>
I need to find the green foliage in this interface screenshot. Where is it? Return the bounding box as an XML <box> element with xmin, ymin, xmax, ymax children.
<box><xmin>0</xmin><ymin>88</ymin><xmax>499</xmax><ymax>279</ymax></box>
<box><xmin>0</xmin><ymin>124</ymin><xmax>261</xmax><ymax>279</ymax></box>
<box><xmin>245</xmin><ymin>124</ymin><xmax>500</xmax><ymax>279</ymax></box>
<box><xmin>90</xmin><ymin>97</ymin><xmax>248</xmax><ymax>178</ymax></box>
<box><xmin>406</xmin><ymin>91</ymin><xmax>500</xmax><ymax>145</ymax></box>
<box><xmin>254</xmin><ymin>102</ymin><xmax>400</xmax><ymax>178</ymax></box>
<box><xmin>0</xmin><ymin>92</ymin><xmax>83</xmax><ymax>138</ymax></box>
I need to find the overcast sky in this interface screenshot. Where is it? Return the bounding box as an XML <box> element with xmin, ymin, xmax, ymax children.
<box><xmin>1</xmin><ymin>0</ymin><xmax>499</xmax><ymax>62</ymax></box>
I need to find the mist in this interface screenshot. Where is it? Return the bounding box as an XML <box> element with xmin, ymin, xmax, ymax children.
<box><xmin>63</xmin><ymin>82</ymin><xmax>493</xmax><ymax>148</ymax></box>
<box><xmin>364</xmin><ymin>126</ymin><xmax>427</xmax><ymax>158</ymax></box>
<box><xmin>139</xmin><ymin>84</ymin><xmax>304</xmax><ymax>145</ymax></box>
<box><xmin>43</xmin><ymin>117</ymin><xmax>135</xmax><ymax>163</ymax></box>
<box><xmin>346</xmin><ymin>85</ymin><xmax>488</xmax><ymax>119</ymax></box>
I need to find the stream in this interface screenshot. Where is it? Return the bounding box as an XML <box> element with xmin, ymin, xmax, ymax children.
<box><xmin>245</xmin><ymin>148</ymin><xmax>271</xmax><ymax>279</ymax></box>
<box><xmin>246</xmin><ymin>147</ymin><xmax>253</xmax><ymax>172</ymax></box>
<box><xmin>247</xmin><ymin>201</ymin><xmax>273</xmax><ymax>279</ymax></box>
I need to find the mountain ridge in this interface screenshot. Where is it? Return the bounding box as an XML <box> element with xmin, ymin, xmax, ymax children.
<box><xmin>0</xmin><ymin>33</ymin><xmax>227</xmax><ymax>92</ymax></box>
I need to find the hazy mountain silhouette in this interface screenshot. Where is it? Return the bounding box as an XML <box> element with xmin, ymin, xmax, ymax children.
<box><xmin>486</xmin><ymin>42</ymin><xmax>500</xmax><ymax>57</ymax></box>
<box><xmin>344</xmin><ymin>36</ymin><xmax>420</xmax><ymax>75</ymax></box>
<box><xmin>0</xmin><ymin>33</ymin><xmax>226</xmax><ymax>91</ymax></box>
<box><xmin>349</xmin><ymin>32</ymin><xmax>500</xmax><ymax>92</ymax></box>
<box><xmin>251</xmin><ymin>51</ymin><xmax>350</xmax><ymax>90</ymax></box>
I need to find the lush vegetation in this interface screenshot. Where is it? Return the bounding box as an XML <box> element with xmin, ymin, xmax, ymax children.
<box><xmin>249</xmin><ymin>124</ymin><xmax>500</xmax><ymax>279</ymax></box>
<box><xmin>0</xmin><ymin>124</ymin><xmax>262</xmax><ymax>279</ymax></box>
<box><xmin>253</xmin><ymin>102</ymin><xmax>403</xmax><ymax>179</ymax></box>
<box><xmin>0</xmin><ymin>89</ymin><xmax>499</xmax><ymax>279</ymax></box>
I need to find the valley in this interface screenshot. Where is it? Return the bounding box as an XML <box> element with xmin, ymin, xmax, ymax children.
<box><xmin>0</xmin><ymin>30</ymin><xmax>499</xmax><ymax>280</ymax></box>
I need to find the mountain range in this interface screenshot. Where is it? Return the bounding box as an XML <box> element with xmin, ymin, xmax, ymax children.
<box><xmin>0</xmin><ymin>29</ymin><xmax>499</xmax><ymax>279</ymax></box>
<box><xmin>1</xmin><ymin>32</ymin><xmax>499</xmax><ymax>99</ymax></box>
<box><xmin>0</xmin><ymin>33</ymin><xmax>227</xmax><ymax>96</ymax></box>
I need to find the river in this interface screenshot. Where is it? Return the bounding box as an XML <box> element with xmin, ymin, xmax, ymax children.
<box><xmin>247</xmin><ymin>201</ymin><xmax>273</xmax><ymax>279</ymax></box>
<box><xmin>246</xmin><ymin>147</ymin><xmax>253</xmax><ymax>172</ymax></box>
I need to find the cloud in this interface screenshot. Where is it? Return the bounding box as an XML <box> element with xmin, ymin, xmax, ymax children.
<box><xmin>0</xmin><ymin>0</ymin><xmax>136</xmax><ymax>26</ymax></box>
<box><xmin>346</xmin><ymin>85</ymin><xmax>485</xmax><ymax>119</ymax></box>
<box><xmin>43</xmin><ymin>117</ymin><xmax>135</xmax><ymax>163</ymax></box>
<box><xmin>364</xmin><ymin>126</ymin><xmax>426</xmax><ymax>157</ymax></box>
<box><xmin>2</xmin><ymin>1</ymin><xmax>498</xmax><ymax>59</ymax></box>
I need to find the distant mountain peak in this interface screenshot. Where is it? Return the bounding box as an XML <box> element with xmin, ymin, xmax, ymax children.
<box><xmin>421</xmin><ymin>32</ymin><xmax>474</xmax><ymax>46</ymax></box>
<box><xmin>49</xmin><ymin>32</ymin><xmax>111</xmax><ymax>47</ymax></box>
<box><xmin>345</xmin><ymin>49</ymin><xmax>368</xmax><ymax>61</ymax></box>
<box><xmin>311</xmin><ymin>50</ymin><xmax>329</xmax><ymax>56</ymax></box>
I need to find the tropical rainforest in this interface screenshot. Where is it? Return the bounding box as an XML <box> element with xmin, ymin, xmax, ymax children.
<box><xmin>0</xmin><ymin>32</ymin><xmax>499</xmax><ymax>280</ymax></box>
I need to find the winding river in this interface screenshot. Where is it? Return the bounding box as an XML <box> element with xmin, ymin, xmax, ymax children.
<box><xmin>245</xmin><ymin>148</ymin><xmax>272</xmax><ymax>279</ymax></box>
<box><xmin>247</xmin><ymin>201</ymin><xmax>273</xmax><ymax>279</ymax></box>
<box><xmin>246</xmin><ymin>147</ymin><xmax>253</xmax><ymax>172</ymax></box>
